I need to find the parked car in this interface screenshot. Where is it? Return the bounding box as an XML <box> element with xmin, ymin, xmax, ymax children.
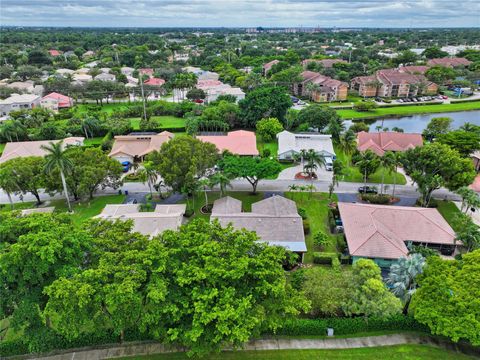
<box><xmin>121</xmin><ymin>161</ymin><xmax>131</xmax><ymax>173</ymax></box>
<box><xmin>358</xmin><ymin>186</ymin><xmax>378</xmax><ymax>194</ymax></box>
<box><xmin>325</xmin><ymin>160</ymin><xmax>333</xmax><ymax>171</ymax></box>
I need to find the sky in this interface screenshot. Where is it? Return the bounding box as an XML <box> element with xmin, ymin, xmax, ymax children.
<box><xmin>1</xmin><ymin>0</ymin><xmax>479</xmax><ymax>28</ymax></box>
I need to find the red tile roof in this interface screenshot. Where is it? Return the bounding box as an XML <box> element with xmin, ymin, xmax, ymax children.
<box><xmin>263</xmin><ymin>60</ymin><xmax>280</xmax><ymax>71</ymax></box>
<box><xmin>144</xmin><ymin>78</ymin><xmax>165</xmax><ymax>86</ymax></box>
<box><xmin>427</xmin><ymin>57</ymin><xmax>472</xmax><ymax>67</ymax></box>
<box><xmin>48</xmin><ymin>50</ymin><xmax>61</xmax><ymax>56</ymax></box>
<box><xmin>357</xmin><ymin>131</ymin><xmax>423</xmax><ymax>156</ymax></box>
<box><xmin>338</xmin><ymin>202</ymin><xmax>456</xmax><ymax>259</ymax></box>
<box><xmin>139</xmin><ymin>68</ymin><xmax>154</xmax><ymax>76</ymax></box>
<box><xmin>197</xmin><ymin>130</ymin><xmax>259</xmax><ymax>156</ymax></box>
<box><xmin>398</xmin><ymin>65</ymin><xmax>429</xmax><ymax>75</ymax></box>
<box><xmin>41</xmin><ymin>92</ymin><xmax>73</xmax><ymax>108</ymax></box>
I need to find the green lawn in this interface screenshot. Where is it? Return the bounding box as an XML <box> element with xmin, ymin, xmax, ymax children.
<box><xmin>129</xmin><ymin>116</ymin><xmax>185</xmax><ymax>130</ymax></box>
<box><xmin>116</xmin><ymin>344</ymin><xmax>474</xmax><ymax>360</ymax></box>
<box><xmin>285</xmin><ymin>192</ymin><xmax>340</xmax><ymax>263</ymax></box>
<box><xmin>83</xmin><ymin>137</ymin><xmax>104</xmax><ymax>146</ymax></box>
<box><xmin>179</xmin><ymin>191</ymin><xmax>264</xmax><ymax>220</ymax></box>
<box><xmin>1</xmin><ymin>195</ymin><xmax>125</xmax><ymax>225</ymax></box>
<box><xmin>437</xmin><ymin>200</ymin><xmax>463</xmax><ymax>232</ymax></box>
<box><xmin>336</xmin><ymin>100</ymin><xmax>480</xmax><ymax>120</ymax></box>
<box><xmin>334</xmin><ymin>146</ymin><xmax>406</xmax><ymax>185</ymax></box>
<box><xmin>75</xmin><ymin>102</ymin><xmax>131</xmax><ymax>115</ymax></box>
<box><xmin>0</xmin><ymin>143</ymin><xmax>5</xmax><ymax>155</ymax></box>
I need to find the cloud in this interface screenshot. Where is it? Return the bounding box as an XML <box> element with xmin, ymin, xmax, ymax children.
<box><xmin>1</xmin><ymin>0</ymin><xmax>479</xmax><ymax>27</ymax></box>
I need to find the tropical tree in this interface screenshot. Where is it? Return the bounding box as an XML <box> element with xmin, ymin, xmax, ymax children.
<box><xmin>210</xmin><ymin>172</ymin><xmax>232</xmax><ymax>197</ymax></box>
<box><xmin>379</xmin><ymin>151</ymin><xmax>396</xmax><ymax>195</ymax></box>
<box><xmin>455</xmin><ymin>214</ymin><xmax>480</xmax><ymax>252</ymax></box>
<box><xmin>390</xmin><ymin>152</ymin><xmax>403</xmax><ymax>198</ymax></box>
<box><xmin>198</xmin><ymin>177</ymin><xmax>211</xmax><ymax>209</ymax></box>
<box><xmin>139</xmin><ymin>161</ymin><xmax>159</xmax><ymax>198</ymax></box>
<box><xmin>41</xmin><ymin>141</ymin><xmax>73</xmax><ymax>212</ymax></box>
<box><xmin>355</xmin><ymin>150</ymin><xmax>380</xmax><ymax>188</ymax></box>
<box><xmin>0</xmin><ymin>165</ymin><xmax>19</xmax><ymax>209</ymax></box>
<box><xmin>339</xmin><ymin>130</ymin><xmax>357</xmax><ymax>165</ymax></box>
<box><xmin>79</xmin><ymin>116</ymin><xmax>100</xmax><ymax>139</ymax></box>
<box><xmin>455</xmin><ymin>186</ymin><xmax>480</xmax><ymax>213</ymax></box>
<box><xmin>304</xmin><ymin>149</ymin><xmax>326</xmax><ymax>177</ymax></box>
<box><xmin>386</xmin><ymin>254</ymin><xmax>426</xmax><ymax>314</ymax></box>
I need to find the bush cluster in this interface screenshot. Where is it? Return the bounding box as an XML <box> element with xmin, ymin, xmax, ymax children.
<box><xmin>313</xmin><ymin>252</ymin><xmax>339</xmax><ymax>265</ymax></box>
<box><xmin>360</xmin><ymin>193</ymin><xmax>391</xmax><ymax>204</ymax></box>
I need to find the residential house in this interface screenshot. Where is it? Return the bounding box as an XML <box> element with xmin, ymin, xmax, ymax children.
<box><xmin>183</xmin><ymin>66</ymin><xmax>219</xmax><ymax>81</ymax></box>
<box><xmin>301</xmin><ymin>58</ymin><xmax>347</xmax><ymax>68</ymax></box>
<box><xmin>109</xmin><ymin>131</ymin><xmax>173</xmax><ymax>163</ymax></box>
<box><xmin>351</xmin><ymin>69</ymin><xmax>437</xmax><ymax>98</ymax></box>
<box><xmin>262</xmin><ymin>60</ymin><xmax>280</xmax><ymax>76</ymax></box>
<box><xmin>294</xmin><ymin>71</ymin><xmax>348</xmax><ymax>102</ymax></box>
<box><xmin>144</xmin><ymin>78</ymin><xmax>166</xmax><ymax>86</ymax></box>
<box><xmin>99</xmin><ymin>68</ymin><xmax>112</xmax><ymax>74</ymax></box>
<box><xmin>82</xmin><ymin>50</ymin><xmax>95</xmax><ymax>58</ymax></box>
<box><xmin>48</xmin><ymin>50</ymin><xmax>61</xmax><ymax>57</ymax></box>
<box><xmin>197</xmin><ymin>130</ymin><xmax>259</xmax><ymax>156</ymax></box>
<box><xmin>398</xmin><ymin>65</ymin><xmax>429</xmax><ymax>75</ymax></box>
<box><xmin>72</xmin><ymin>74</ymin><xmax>93</xmax><ymax>85</ymax></box>
<box><xmin>338</xmin><ymin>202</ymin><xmax>458</xmax><ymax>268</ymax></box>
<box><xmin>211</xmin><ymin>196</ymin><xmax>307</xmax><ymax>259</ymax></box>
<box><xmin>40</xmin><ymin>92</ymin><xmax>74</xmax><ymax>112</ymax></box>
<box><xmin>5</xmin><ymin>81</ymin><xmax>44</xmax><ymax>96</ymax></box>
<box><xmin>196</xmin><ymin>80</ymin><xmax>245</xmax><ymax>103</ymax></box>
<box><xmin>56</xmin><ymin>68</ymin><xmax>76</xmax><ymax>76</ymax></box>
<box><xmin>96</xmin><ymin>204</ymin><xmax>186</xmax><ymax>237</ymax></box>
<box><xmin>357</xmin><ymin>131</ymin><xmax>423</xmax><ymax>156</ymax></box>
<box><xmin>139</xmin><ymin>68</ymin><xmax>154</xmax><ymax>78</ymax></box>
<box><xmin>0</xmin><ymin>137</ymin><xmax>84</xmax><ymax>163</ymax></box>
<box><xmin>0</xmin><ymin>94</ymin><xmax>41</xmax><ymax>117</ymax></box>
<box><xmin>277</xmin><ymin>130</ymin><xmax>336</xmax><ymax>162</ymax></box>
<box><xmin>75</xmin><ymin>68</ymin><xmax>91</xmax><ymax>75</ymax></box>
<box><xmin>94</xmin><ymin>73</ymin><xmax>116</xmax><ymax>82</ymax></box>
<box><xmin>121</xmin><ymin>67</ymin><xmax>135</xmax><ymax>76</ymax></box>
<box><xmin>427</xmin><ymin>57</ymin><xmax>472</xmax><ymax>68</ymax></box>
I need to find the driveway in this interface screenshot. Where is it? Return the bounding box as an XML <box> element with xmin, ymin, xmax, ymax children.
<box><xmin>277</xmin><ymin>164</ymin><xmax>333</xmax><ymax>181</ymax></box>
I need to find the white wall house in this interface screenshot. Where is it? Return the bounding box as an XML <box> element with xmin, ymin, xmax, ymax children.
<box><xmin>277</xmin><ymin>130</ymin><xmax>336</xmax><ymax>162</ymax></box>
<box><xmin>0</xmin><ymin>94</ymin><xmax>41</xmax><ymax>117</ymax></box>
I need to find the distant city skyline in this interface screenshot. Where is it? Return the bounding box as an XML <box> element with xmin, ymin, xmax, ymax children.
<box><xmin>1</xmin><ymin>0</ymin><xmax>479</xmax><ymax>28</ymax></box>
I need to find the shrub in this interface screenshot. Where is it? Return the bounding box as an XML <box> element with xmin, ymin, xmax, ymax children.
<box><xmin>361</xmin><ymin>193</ymin><xmax>391</xmax><ymax>204</ymax></box>
<box><xmin>184</xmin><ymin>208</ymin><xmax>194</xmax><ymax>217</ymax></box>
<box><xmin>298</xmin><ymin>207</ymin><xmax>307</xmax><ymax>219</ymax></box>
<box><xmin>313</xmin><ymin>252</ymin><xmax>338</xmax><ymax>265</ymax></box>
<box><xmin>313</xmin><ymin>231</ymin><xmax>330</xmax><ymax>248</ymax></box>
<box><xmin>331</xmin><ymin>256</ymin><xmax>341</xmax><ymax>271</ymax></box>
<box><xmin>290</xmin><ymin>268</ymin><xmax>306</xmax><ymax>290</ymax></box>
<box><xmin>262</xmin><ymin>148</ymin><xmax>271</xmax><ymax>158</ymax></box>
<box><xmin>336</xmin><ymin>236</ymin><xmax>347</xmax><ymax>253</ymax></box>
<box><xmin>273</xmin><ymin>315</ymin><xmax>429</xmax><ymax>336</ymax></box>
<box><xmin>303</xmin><ymin>219</ymin><xmax>310</xmax><ymax>234</ymax></box>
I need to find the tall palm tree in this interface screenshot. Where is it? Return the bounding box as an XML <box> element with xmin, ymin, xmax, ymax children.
<box><xmin>387</xmin><ymin>254</ymin><xmax>426</xmax><ymax>314</ymax></box>
<box><xmin>339</xmin><ymin>130</ymin><xmax>357</xmax><ymax>165</ymax></box>
<box><xmin>139</xmin><ymin>161</ymin><xmax>159</xmax><ymax>198</ymax></box>
<box><xmin>379</xmin><ymin>151</ymin><xmax>395</xmax><ymax>195</ymax></box>
<box><xmin>391</xmin><ymin>152</ymin><xmax>403</xmax><ymax>198</ymax></box>
<box><xmin>0</xmin><ymin>166</ymin><xmax>19</xmax><ymax>209</ymax></box>
<box><xmin>305</xmin><ymin>149</ymin><xmax>326</xmax><ymax>172</ymax></box>
<box><xmin>306</xmin><ymin>82</ymin><xmax>321</xmax><ymax>101</ymax></box>
<box><xmin>41</xmin><ymin>141</ymin><xmax>73</xmax><ymax>212</ymax></box>
<box><xmin>198</xmin><ymin>178</ymin><xmax>211</xmax><ymax>209</ymax></box>
<box><xmin>0</xmin><ymin>122</ymin><xmax>16</xmax><ymax>142</ymax></box>
<box><xmin>210</xmin><ymin>172</ymin><xmax>232</xmax><ymax>197</ymax></box>
<box><xmin>80</xmin><ymin>117</ymin><xmax>100</xmax><ymax>139</ymax></box>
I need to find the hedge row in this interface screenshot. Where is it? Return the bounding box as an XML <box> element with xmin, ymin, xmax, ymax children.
<box><xmin>274</xmin><ymin>315</ymin><xmax>429</xmax><ymax>336</ymax></box>
<box><xmin>0</xmin><ymin>316</ymin><xmax>429</xmax><ymax>357</ymax></box>
<box><xmin>450</xmin><ymin>98</ymin><xmax>480</xmax><ymax>104</ymax></box>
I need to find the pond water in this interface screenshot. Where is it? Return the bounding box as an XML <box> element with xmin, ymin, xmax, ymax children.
<box><xmin>345</xmin><ymin>110</ymin><xmax>480</xmax><ymax>133</ymax></box>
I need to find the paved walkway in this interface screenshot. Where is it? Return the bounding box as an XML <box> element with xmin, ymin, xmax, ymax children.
<box><xmin>23</xmin><ymin>333</ymin><xmax>477</xmax><ymax>360</ymax></box>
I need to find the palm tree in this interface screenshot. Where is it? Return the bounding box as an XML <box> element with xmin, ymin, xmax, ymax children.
<box><xmin>139</xmin><ymin>161</ymin><xmax>159</xmax><ymax>198</ymax></box>
<box><xmin>0</xmin><ymin>122</ymin><xmax>16</xmax><ymax>142</ymax></box>
<box><xmin>306</xmin><ymin>82</ymin><xmax>321</xmax><ymax>101</ymax></box>
<box><xmin>391</xmin><ymin>152</ymin><xmax>403</xmax><ymax>198</ymax></box>
<box><xmin>210</xmin><ymin>172</ymin><xmax>232</xmax><ymax>197</ymax></box>
<box><xmin>387</xmin><ymin>254</ymin><xmax>426</xmax><ymax>314</ymax></box>
<box><xmin>379</xmin><ymin>151</ymin><xmax>395</xmax><ymax>195</ymax></box>
<box><xmin>41</xmin><ymin>141</ymin><xmax>73</xmax><ymax>212</ymax></box>
<box><xmin>305</xmin><ymin>149</ymin><xmax>326</xmax><ymax>174</ymax></box>
<box><xmin>0</xmin><ymin>167</ymin><xmax>19</xmax><ymax>209</ymax></box>
<box><xmin>327</xmin><ymin>118</ymin><xmax>345</xmax><ymax>144</ymax></box>
<box><xmin>80</xmin><ymin>117</ymin><xmax>99</xmax><ymax>139</ymax></box>
<box><xmin>198</xmin><ymin>178</ymin><xmax>211</xmax><ymax>209</ymax></box>
<box><xmin>339</xmin><ymin>130</ymin><xmax>357</xmax><ymax>165</ymax></box>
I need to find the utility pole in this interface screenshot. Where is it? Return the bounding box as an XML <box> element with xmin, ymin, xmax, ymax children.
<box><xmin>139</xmin><ymin>75</ymin><xmax>148</xmax><ymax>123</ymax></box>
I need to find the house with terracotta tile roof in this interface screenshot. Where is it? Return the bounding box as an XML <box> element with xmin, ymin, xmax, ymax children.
<box><xmin>48</xmin><ymin>50</ymin><xmax>61</xmax><ymax>57</ymax></box>
<box><xmin>357</xmin><ymin>131</ymin><xmax>423</xmax><ymax>156</ymax></box>
<box><xmin>211</xmin><ymin>195</ymin><xmax>307</xmax><ymax>259</ymax></box>
<box><xmin>40</xmin><ymin>92</ymin><xmax>73</xmax><ymax>112</ymax></box>
<box><xmin>144</xmin><ymin>78</ymin><xmax>166</xmax><ymax>86</ymax></box>
<box><xmin>338</xmin><ymin>202</ymin><xmax>458</xmax><ymax>268</ymax></box>
<box><xmin>197</xmin><ymin>130</ymin><xmax>259</xmax><ymax>156</ymax></box>
<box><xmin>0</xmin><ymin>137</ymin><xmax>84</xmax><ymax>164</ymax></box>
<box><xmin>398</xmin><ymin>65</ymin><xmax>430</xmax><ymax>75</ymax></box>
<box><xmin>427</xmin><ymin>57</ymin><xmax>472</xmax><ymax>68</ymax></box>
<box><xmin>139</xmin><ymin>68</ymin><xmax>155</xmax><ymax>77</ymax></box>
<box><xmin>294</xmin><ymin>71</ymin><xmax>348</xmax><ymax>101</ymax></box>
<box><xmin>262</xmin><ymin>60</ymin><xmax>280</xmax><ymax>76</ymax></box>
<box><xmin>109</xmin><ymin>131</ymin><xmax>173</xmax><ymax>163</ymax></box>
<box><xmin>351</xmin><ymin>69</ymin><xmax>437</xmax><ymax>98</ymax></box>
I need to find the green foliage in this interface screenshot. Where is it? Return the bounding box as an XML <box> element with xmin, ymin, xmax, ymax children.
<box><xmin>256</xmin><ymin>117</ymin><xmax>284</xmax><ymax>142</ymax></box>
<box><xmin>148</xmin><ymin>136</ymin><xmax>219</xmax><ymax>192</ymax></box>
<box><xmin>437</xmin><ymin>130</ymin><xmax>480</xmax><ymax>157</ymax></box>
<box><xmin>298</xmin><ymin>105</ymin><xmax>339</xmax><ymax>131</ymax></box>
<box><xmin>354</xmin><ymin>150</ymin><xmax>380</xmax><ymax>180</ymax></box>
<box><xmin>220</xmin><ymin>156</ymin><xmax>282</xmax><ymax>194</ymax></box>
<box><xmin>402</xmin><ymin>143</ymin><xmax>476</xmax><ymax>206</ymax></box>
<box><xmin>297</xmin><ymin>207</ymin><xmax>307</xmax><ymax>219</ymax></box>
<box><xmin>313</xmin><ymin>231</ymin><xmax>329</xmax><ymax>248</ymax></box>
<box><xmin>360</xmin><ymin>193</ymin><xmax>391</xmax><ymax>204</ymax></box>
<box><xmin>343</xmin><ymin>259</ymin><xmax>402</xmax><ymax>319</ymax></box>
<box><xmin>353</xmin><ymin>100</ymin><xmax>378</xmax><ymax>112</ymax></box>
<box><xmin>425</xmin><ymin>66</ymin><xmax>456</xmax><ymax>84</ymax></box>
<box><xmin>411</xmin><ymin>250</ymin><xmax>480</xmax><ymax>345</ymax></box>
<box><xmin>349</xmin><ymin>122</ymin><xmax>370</xmax><ymax>133</ymax></box>
<box><xmin>239</xmin><ymin>86</ymin><xmax>292</xmax><ymax>127</ymax></box>
<box><xmin>312</xmin><ymin>252</ymin><xmax>338</xmax><ymax>265</ymax></box>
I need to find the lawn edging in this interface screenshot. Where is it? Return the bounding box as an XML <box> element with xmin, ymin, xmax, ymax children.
<box><xmin>4</xmin><ymin>334</ymin><xmax>478</xmax><ymax>360</ymax></box>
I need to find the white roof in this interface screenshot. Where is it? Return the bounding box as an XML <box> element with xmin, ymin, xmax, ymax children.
<box><xmin>0</xmin><ymin>94</ymin><xmax>40</xmax><ymax>105</ymax></box>
<box><xmin>21</xmin><ymin>207</ymin><xmax>55</xmax><ymax>215</ymax></box>
<box><xmin>277</xmin><ymin>130</ymin><xmax>335</xmax><ymax>157</ymax></box>
<box><xmin>96</xmin><ymin>204</ymin><xmax>186</xmax><ymax>237</ymax></box>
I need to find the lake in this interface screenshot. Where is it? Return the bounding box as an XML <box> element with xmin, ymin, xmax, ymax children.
<box><xmin>345</xmin><ymin>110</ymin><xmax>480</xmax><ymax>133</ymax></box>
